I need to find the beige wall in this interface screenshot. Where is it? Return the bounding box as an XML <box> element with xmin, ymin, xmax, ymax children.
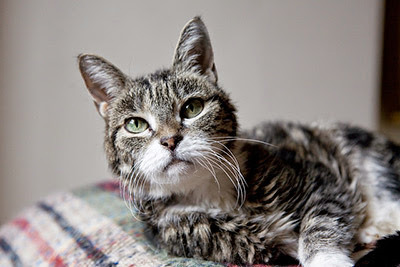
<box><xmin>0</xmin><ymin>1</ymin><xmax>383</xmax><ymax>223</ymax></box>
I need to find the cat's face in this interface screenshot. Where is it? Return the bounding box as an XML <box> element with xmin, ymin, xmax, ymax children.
<box><xmin>79</xmin><ymin>17</ymin><xmax>238</xmax><ymax>197</ymax></box>
<box><xmin>105</xmin><ymin>71</ymin><xmax>237</xmax><ymax>187</ymax></box>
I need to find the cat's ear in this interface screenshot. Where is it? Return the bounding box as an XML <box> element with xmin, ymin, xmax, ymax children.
<box><xmin>78</xmin><ymin>54</ymin><xmax>127</xmax><ymax>119</ymax></box>
<box><xmin>173</xmin><ymin>17</ymin><xmax>218</xmax><ymax>83</ymax></box>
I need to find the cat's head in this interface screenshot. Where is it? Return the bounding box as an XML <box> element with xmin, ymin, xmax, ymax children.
<box><xmin>78</xmin><ymin>17</ymin><xmax>238</xmax><ymax>198</ymax></box>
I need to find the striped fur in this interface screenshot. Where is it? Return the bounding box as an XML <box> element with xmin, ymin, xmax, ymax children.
<box><xmin>78</xmin><ymin>17</ymin><xmax>400</xmax><ymax>266</ymax></box>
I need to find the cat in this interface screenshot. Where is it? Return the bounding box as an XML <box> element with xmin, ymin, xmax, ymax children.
<box><xmin>78</xmin><ymin>17</ymin><xmax>400</xmax><ymax>267</ymax></box>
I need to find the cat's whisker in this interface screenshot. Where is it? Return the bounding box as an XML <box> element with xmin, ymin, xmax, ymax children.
<box><xmin>206</xmin><ymin>140</ymin><xmax>249</xmax><ymax>205</ymax></box>
<box><xmin>205</xmin><ymin>139</ymin><xmax>244</xmax><ymax>180</ymax></box>
<box><xmin>203</xmin><ymin>141</ymin><xmax>248</xmax><ymax>192</ymax></box>
<box><xmin>210</xmin><ymin>136</ymin><xmax>277</xmax><ymax>148</ymax></box>
<box><xmin>195</xmin><ymin>157</ymin><xmax>221</xmax><ymax>193</ymax></box>
<box><xmin>134</xmin><ymin>160</ymin><xmax>148</xmax><ymax>213</ymax></box>
<box><xmin>123</xmin><ymin>165</ymin><xmax>135</xmax><ymax>213</ymax></box>
<box><xmin>128</xmin><ymin>164</ymin><xmax>143</xmax><ymax>220</ymax></box>
<box><xmin>206</xmin><ymin>148</ymin><xmax>247</xmax><ymax>207</ymax></box>
<box><xmin>197</xmin><ymin>143</ymin><xmax>242</xmax><ymax>178</ymax></box>
<box><xmin>123</xmin><ymin>159</ymin><xmax>148</xmax><ymax>221</ymax></box>
<box><xmin>206</xmin><ymin>143</ymin><xmax>242</xmax><ymax>177</ymax></box>
<box><xmin>120</xmin><ymin>176</ymin><xmax>130</xmax><ymax>212</ymax></box>
<box><xmin>202</xmin><ymin>154</ymin><xmax>239</xmax><ymax>195</ymax></box>
<box><xmin>203</xmin><ymin>151</ymin><xmax>239</xmax><ymax>180</ymax></box>
<box><xmin>203</xmin><ymin>152</ymin><xmax>244</xmax><ymax>207</ymax></box>
<box><xmin>207</xmin><ymin>141</ymin><xmax>241</xmax><ymax>170</ymax></box>
<box><xmin>138</xmin><ymin>174</ymin><xmax>148</xmax><ymax>213</ymax></box>
<box><xmin>192</xmin><ymin>149</ymin><xmax>219</xmax><ymax>178</ymax></box>
<box><xmin>129</xmin><ymin>166</ymin><xmax>139</xmax><ymax>207</ymax></box>
<box><xmin>131</xmin><ymin>173</ymin><xmax>139</xmax><ymax>210</ymax></box>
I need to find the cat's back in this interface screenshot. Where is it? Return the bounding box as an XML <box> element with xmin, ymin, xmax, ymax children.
<box><xmin>244</xmin><ymin>121</ymin><xmax>400</xmax><ymax>192</ymax></box>
<box><xmin>243</xmin><ymin>120</ymin><xmax>400</xmax><ymax>245</ymax></box>
<box><xmin>242</xmin><ymin>121</ymin><xmax>345</xmax><ymax>165</ymax></box>
<box><xmin>244</xmin><ymin>121</ymin><xmax>399</xmax><ymax>166</ymax></box>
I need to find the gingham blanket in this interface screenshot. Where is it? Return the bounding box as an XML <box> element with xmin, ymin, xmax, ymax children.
<box><xmin>0</xmin><ymin>180</ymin><xmax>300</xmax><ymax>267</ymax></box>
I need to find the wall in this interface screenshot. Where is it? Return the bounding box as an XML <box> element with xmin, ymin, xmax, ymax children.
<box><xmin>0</xmin><ymin>0</ymin><xmax>383</xmax><ymax>223</ymax></box>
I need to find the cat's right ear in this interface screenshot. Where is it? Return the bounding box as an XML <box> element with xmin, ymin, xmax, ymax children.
<box><xmin>78</xmin><ymin>54</ymin><xmax>127</xmax><ymax>119</ymax></box>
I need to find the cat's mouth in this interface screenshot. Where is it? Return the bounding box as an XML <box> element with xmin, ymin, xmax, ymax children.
<box><xmin>163</xmin><ymin>157</ymin><xmax>192</xmax><ymax>172</ymax></box>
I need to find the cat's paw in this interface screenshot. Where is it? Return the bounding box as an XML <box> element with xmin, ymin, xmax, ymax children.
<box><xmin>306</xmin><ymin>252</ymin><xmax>354</xmax><ymax>267</ymax></box>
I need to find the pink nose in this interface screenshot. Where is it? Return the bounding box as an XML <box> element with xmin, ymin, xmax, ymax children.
<box><xmin>160</xmin><ymin>135</ymin><xmax>183</xmax><ymax>151</ymax></box>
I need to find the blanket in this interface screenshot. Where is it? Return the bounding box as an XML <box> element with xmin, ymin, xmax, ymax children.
<box><xmin>0</xmin><ymin>180</ymin><xmax>300</xmax><ymax>267</ymax></box>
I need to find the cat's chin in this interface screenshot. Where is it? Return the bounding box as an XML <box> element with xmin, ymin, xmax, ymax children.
<box><xmin>146</xmin><ymin>161</ymin><xmax>218</xmax><ymax>198</ymax></box>
<box><xmin>162</xmin><ymin>158</ymin><xmax>192</xmax><ymax>173</ymax></box>
<box><xmin>151</xmin><ymin>160</ymin><xmax>196</xmax><ymax>185</ymax></box>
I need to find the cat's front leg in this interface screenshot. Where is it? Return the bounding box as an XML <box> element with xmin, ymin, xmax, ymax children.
<box><xmin>298</xmin><ymin>197</ymin><xmax>357</xmax><ymax>267</ymax></box>
<box><xmin>152</xmin><ymin>207</ymin><xmax>276</xmax><ymax>264</ymax></box>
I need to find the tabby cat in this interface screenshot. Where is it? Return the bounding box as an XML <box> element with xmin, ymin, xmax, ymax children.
<box><xmin>78</xmin><ymin>17</ymin><xmax>400</xmax><ymax>267</ymax></box>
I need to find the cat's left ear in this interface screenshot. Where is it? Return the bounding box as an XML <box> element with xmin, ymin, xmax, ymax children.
<box><xmin>173</xmin><ymin>17</ymin><xmax>218</xmax><ymax>83</ymax></box>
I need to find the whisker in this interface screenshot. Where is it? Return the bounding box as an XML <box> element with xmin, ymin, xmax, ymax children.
<box><xmin>190</xmin><ymin>140</ymin><xmax>247</xmax><ymax>207</ymax></box>
<box><xmin>124</xmin><ymin>165</ymin><xmax>135</xmax><ymax>211</ymax></box>
<box><xmin>210</xmin><ymin>136</ymin><xmax>277</xmax><ymax>148</ymax></box>
<box><xmin>120</xmin><ymin>176</ymin><xmax>130</xmax><ymax>211</ymax></box>
<box><xmin>138</xmin><ymin>173</ymin><xmax>147</xmax><ymax>212</ymax></box>
<box><xmin>203</xmin><ymin>141</ymin><xmax>247</xmax><ymax>190</ymax></box>
<box><xmin>208</xmin><ymin>141</ymin><xmax>241</xmax><ymax>169</ymax></box>
<box><xmin>128</xmin><ymin>166</ymin><xmax>142</xmax><ymax>220</ymax></box>
<box><xmin>206</xmin><ymin>143</ymin><xmax>242</xmax><ymax>176</ymax></box>
<box><xmin>122</xmin><ymin>159</ymin><xmax>147</xmax><ymax>221</ymax></box>
<box><xmin>206</xmin><ymin>143</ymin><xmax>247</xmax><ymax>206</ymax></box>
<box><xmin>195</xmin><ymin>157</ymin><xmax>221</xmax><ymax>193</ymax></box>
<box><xmin>203</xmin><ymin>152</ymin><xmax>244</xmax><ymax>207</ymax></box>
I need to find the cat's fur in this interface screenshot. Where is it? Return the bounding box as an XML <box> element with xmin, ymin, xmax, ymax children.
<box><xmin>78</xmin><ymin>17</ymin><xmax>400</xmax><ymax>267</ymax></box>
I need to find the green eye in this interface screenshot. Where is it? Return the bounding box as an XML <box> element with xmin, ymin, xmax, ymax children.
<box><xmin>181</xmin><ymin>98</ymin><xmax>204</xmax><ymax>119</ymax></box>
<box><xmin>124</xmin><ymin>118</ymin><xmax>149</xmax><ymax>134</ymax></box>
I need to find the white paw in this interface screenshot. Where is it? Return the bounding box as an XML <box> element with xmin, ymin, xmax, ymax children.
<box><xmin>306</xmin><ymin>251</ymin><xmax>354</xmax><ymax>267</ymax></box>
<box><xmin>358</xmin><ymin>224</ymin><xmax>380</xmax><ymax>244</ymax></box>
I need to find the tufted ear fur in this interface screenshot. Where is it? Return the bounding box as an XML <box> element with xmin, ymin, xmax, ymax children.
<box><xmin>78</xmin><ymin>54</ymin><xmax>127</xmax><ymax>119</ymax></box>
<box><xmin>173</xmin><ymin>17</ymin><xmax>218</xmax><ymax>83</ymax></box>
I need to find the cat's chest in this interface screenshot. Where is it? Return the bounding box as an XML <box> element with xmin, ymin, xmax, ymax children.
<box><xmin>176</xmin><ymin>182</ymin><xmax>239</xmax><ymax>212</ymax></box>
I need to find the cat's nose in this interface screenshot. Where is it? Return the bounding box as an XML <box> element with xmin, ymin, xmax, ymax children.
<box><xmin>160</xmin><ymin>135</ymin><xmax>183</xmax><ymax>151</ymax></box>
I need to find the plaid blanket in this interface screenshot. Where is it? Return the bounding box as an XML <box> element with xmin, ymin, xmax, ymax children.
<box><xmin>0</xmin><ymin>180</ymin><xmax>300</xmax><ymax>267</ymax></box>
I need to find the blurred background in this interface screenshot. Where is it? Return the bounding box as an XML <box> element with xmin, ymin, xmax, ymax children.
<box><xmin>0</xmin><ymin>0</ymin><xmax>398</xmax><ymax>224</ymax></box>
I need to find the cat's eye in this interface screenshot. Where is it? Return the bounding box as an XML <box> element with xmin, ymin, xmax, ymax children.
<box><xmin>181</xmin><ymin>98</ymin><xmax>204</xmax><ymax>119</ymax></box>
<box><xmin>124</xmin><ymin>117</ymin><xmax>149</xmax><ymax>134</ymax></box>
